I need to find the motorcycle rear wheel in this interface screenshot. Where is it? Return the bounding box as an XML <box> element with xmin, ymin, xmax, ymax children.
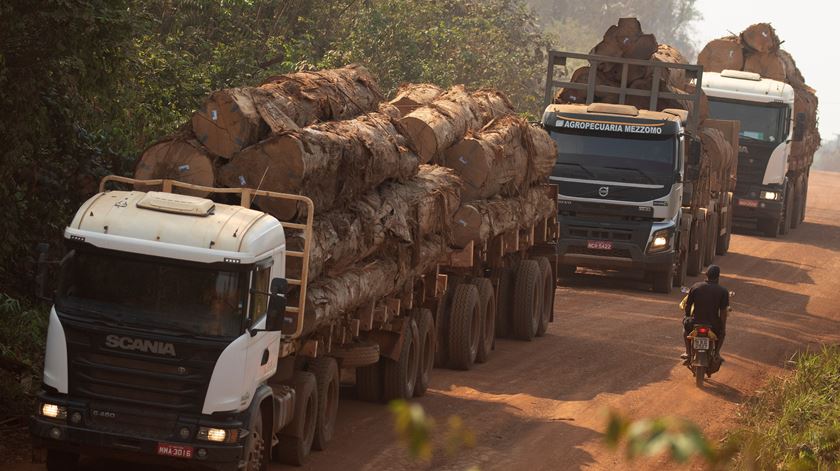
<box><xmin>694</xmin><ymin>366</ymin><xmax>705</xmax><ymax>388</ymax></box>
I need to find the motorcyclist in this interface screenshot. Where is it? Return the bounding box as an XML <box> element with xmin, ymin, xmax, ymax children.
<box><xmin>681</xmin><ymin>265</ymin><xmax>729</xmax><ymax>364</ymax></box>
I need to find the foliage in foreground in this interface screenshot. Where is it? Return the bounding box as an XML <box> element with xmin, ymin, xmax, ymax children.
<box><xmin>0</xmin><ymin>294</ymin><xmax>49</xmax><ymax>416</ymax></box>
<box><xmin>606</xmin><ymin>347</ymin><xmax>840</xmax><ymax>470</ymax></box>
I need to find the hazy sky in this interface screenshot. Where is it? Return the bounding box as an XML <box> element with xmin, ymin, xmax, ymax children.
<box><xmin>693</xmin><ymin>0</ymin><xmax>839</xmax><ymax>140</ymax></box>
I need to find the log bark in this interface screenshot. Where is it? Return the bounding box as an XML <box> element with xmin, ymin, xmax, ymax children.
<box><xmin>555</xmin><ymin>67</ymin><xmax>619</xmax><ymax>105</ymax></box>
<box><xmin>133</xmin><ymin>137</ymin><xmax>215</xmax><ymax>197</ymax></box>
<box><xmin>451</xmin><ymin>186</ymin><xmax>556</xmax><ymax>248</ymax></box>
<box><xmin>740</xmin><ymin>23</ymin><xmax>780</xmax><ymax>53</ymax></box>
<box><xmin>192</xmin><ymin>65</ymin><xmax>383</xmax><ymax>158</ymax></box>
<box><xmin>443</xmin><ymin>117</ymin><xmax>557</xmax><ymax>202</ymax></box>
<box><xmin>289</xmin><ymin>165</ymin><xmax>462</xmax><ymax>281</ymax></box>
<box><xmin>778</xmin><ymin>49</ymin><xmax>805</xmax><ymax>88</ymax></box>
<box><xmin>697</xmin><ymin>37</ymin><xmax>744</xmax><ymax>73</ymax></box>
<box><xmin>400</xmin><ymin>86</ymin><xmax>485</xmax><ymax>163</ymax></box>
<box><xmin>471</xmin><ymin>89</ymin><xmax>515</xmax><ymax>123</ymax></box>
<box><xmin>218</xmin><ymin>111</ymin><xmax>419</xmax><ymax>220</ymax></box>
<box><xmin>743</xmin><ymin>52</ymin><xmax>787</xmax><ymax>82</ymax></box>
<box><xmin>389</xmin><ymin>83</ymin><xmax>443</xmax><ymax>117</ymax></box>
<box><xmin>653</xmin><ymin>44</ymin><xmax>689</xmax><ymax>91</ymax></box>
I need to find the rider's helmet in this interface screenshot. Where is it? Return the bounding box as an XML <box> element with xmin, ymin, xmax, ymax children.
<box><xmin>706</xmin><ymin>264</ymin><xmax>720</xmax><ymax>281</ymax></box>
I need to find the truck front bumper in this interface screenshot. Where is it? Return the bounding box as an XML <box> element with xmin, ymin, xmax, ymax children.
<box><xmin>30</xmin><ymin>393</ymin><xmax>247</xmax><ymax>471</ymax></box>
<box><xmin>733</xmin><ymin>186</ymin><xmax>784</xmax><ymax>225</ymax></box>
<box><xmin>558</xmin><ymin>238</ymin><xmax>674</xmax><ymax>273</ymax></box>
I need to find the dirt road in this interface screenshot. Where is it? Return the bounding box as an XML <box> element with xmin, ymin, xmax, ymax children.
<box><xmin>10</xmin><ymin>170</ymin><xmax>840</xmax><ymax>470</ymax></box>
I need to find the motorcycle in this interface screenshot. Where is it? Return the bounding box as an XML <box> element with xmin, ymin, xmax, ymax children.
<box><xmin>680</xmin><ymin>288</ymin><xmax>734</xmax><ymax>388</ymax></box>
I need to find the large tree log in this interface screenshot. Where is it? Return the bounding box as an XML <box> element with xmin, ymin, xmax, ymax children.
<box><xmin>389</xmin><ymin>83</ymin><xmax>443</xmax><ymax>117</ymax></box>
<box><xmin>443</xmin><ymin>117</ymin><xmax>557</xmax><ymax>202</ymax></box>
<box><xmin>777</xmin><ymin>49</ymin><xmax>805</xmax><ymax>88</ymax></box>
<box><xmin>743</xmin><ymin>52</ymin><xmax>787</xmax><ymax>82</ymax></box>
<box><xmin>218</xmin><ymin>111</ymin><xmax>419</xmax><ymax>220</ymax></box>
<box><xmin>289</xmin><ymin>165</ymin><xmax>462</xmax><ymax>281</ymax></box>
<box><xmin>451</xmin><ymin>186</ymin><xmax>556</xmax><ymax>248</ymax></box>
<box><xmin>192</xmin><ymin>65</ymin><xmax>383</xmax><ymax>158</ymax></box>
<box><xmin>697</xmin><ymin>37</ymin><xmax>744</xmax><ymax>73</ymax></box>
<box><xmin>400</xmin><ymin>86</ymin><xmax>511</xmax><ymax>163</ymax></box>
<box><xmin>303</xmin><ymin>236</ymin><xmax>449</xmax><ymax>333</ymax></box>
<box><xmin>653</xmin><ymin>44</ymin><xmax>689</xmax><ymax>91</ymax></box>
<box><xmin>134</xmin><ymin>136</ymin><xmax>215</xmax><ymax>197</ymax></box>
<box><xmin>471</xmin><ymin>89</ymin><xmax>515</xmax><ymax>123</ymax></box>
<box><xmin>740</xmin><ymin>23</ymin><xmax>780</xmax><ymax>53</ymax></box>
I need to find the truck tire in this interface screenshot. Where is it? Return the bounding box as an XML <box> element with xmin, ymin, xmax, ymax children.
<box><xmin>412</xmin><ymin>308</ymin><xmax>435</xmax><ymax>397</ymax></box>
<box><xmin>383</xmin><ymin>318</ymin><xmax>420</xmax><ymax>400</ymax></box>
<box><xmin>46</xmin><ymin>450</ymin><xmax>79</xmax><ymax>471</ymax></box>
<box><xmin>759</xmin><ymin>217</ymin><xmax>780</xmax><ymax>238</ymax></box>
<box><xmin>652</xmin><ymin>268</ymin><xmax>673</xmax><ymax>294</ymax></box>
<box><xmin>308</xmin><ymin>357</ymin><xmax>339</xmax><ymax>451</ymax></box>
<box><xmin>275</xmin><ymin>371</ymin><xmax>317</xmax><ymax>466</ymax></box>
<box><xmin>704</xmin><ymin>215</ymin><xmax>718</xmax><ymax>266</ymax></box>
<box><xmin>447</xmin><ymin>283</ymin><xmax>481</xmax><ymax>370</ymax></box>
<box><xmin>512</xmin><ymin>260</ymin><xmax>543</xmax><ymax>341</ymax></box>
<box><xmin>790</xmin><ymin>180</ymin><xmax>802</xmax><ymax>229</ymax></box>
<box><xmin>781</xmin><ymin>186</ymin><xmax>794</xmax><ymax>235</ymax></box>
<box><xmin>491</xmin><ymin>267</ymin><xmax>514</xmax><ymax>338</ymax></box>
<box><xmin>433</xmin><ymin>289</ymin><xmax>452</xmax><ymax>368</ymax></box>
<box><xmin>716</xmin><ymin>208</ymin><xmax>732</xmax><ymax>255</ymax></box>
<box><xmin>687</xmin><ymin>219</ymin><xmax>706</xmax><ymax>276</ymax></box>
<box><xmin>245</xmin><ymin>407</ymin><xmax>267</xmax><ymax>471</ymax></box>
<box><xmin>329</xmin><ymin>341</ymin><xmax>379</xmax><ymax>369</ymax></box>
<box><xmin>355</xmin><ymin>362</ymin><xmax>382</xmax><ymax>403</ymax></box>
<box><xmin>470</xmin><ymin>277</ymin><xmax>496</xmax><ymax>364</ymax></box>
<box><xmin>800</xmin><ymin>177</ymin><xmax>809</xmax><ymax>223</ymax></box>
<box><xmin>673</xmin><ymin>248</ymin><xmax>688</xmax><ymax>288</ymax></box>
<box><xmin>535</xmin><ymin>257</ymin><xmax>555</xmax><ymax>337</ymax></box>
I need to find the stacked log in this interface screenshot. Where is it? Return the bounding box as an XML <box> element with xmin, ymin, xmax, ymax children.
<box><xmin>554</xmin><ymin>19</ymin><xmax>697</xmax><ymax>115</ymax></box>
<box><xmin>134</xmin><ymin>135</ymin><xmax>215</xmax><ymax>198</ymax></box>
<box><xmin>389</xmin><ymin>84</ymin><xmax>443</xmax><ymax>117</ymax></box>
<box><xmin>697</xmin><ymin>24</ymin><xmax>821</xmax><ymax>171</ymax></box>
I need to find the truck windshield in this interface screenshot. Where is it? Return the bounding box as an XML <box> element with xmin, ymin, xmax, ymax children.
<box><xmin>56</xmin><ymin>248</ymin><xmax>247</xmax><ymax>338</ymax></box>
<box><xmin>549</xmin><ymin>130</ymin><xmax>677</xmax><ymax>185</ymax></box>
<box><xmin>707</xmin><ymin>99</ymin><xmax>786</xmax><ymax>144</ymax></box>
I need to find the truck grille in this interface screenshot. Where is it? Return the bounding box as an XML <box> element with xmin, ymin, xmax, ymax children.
<box><xmin>568</xmin><ymin>226</ymin><xmax>634</xmax><ymax>241</ymax></box>
<box><xmin>566</xmin><ymin>245</ymin><xmax>632</xmax><ymax>259</ymax></box>
<box><xmin>62</xmin><ymin>317</ymin><xmax>226</xmax><ymax>413</ymax></box>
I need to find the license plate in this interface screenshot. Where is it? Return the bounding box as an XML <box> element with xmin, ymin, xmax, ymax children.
<box><xmin>157</xmin><ymin>443</ymin><xmax>193</xmax><ymax>459</ymax></box>
<box><xmin>692</xmin><ymin>337</ymin><xmax>710</xmax><ymax>350</ymax></box>
<box><xmin>587</xmin><ymin>240</ymin><xmax>613</xmax><ymax>250</ymax></box>
<box><xmin>738</xmin><ymin>199</ymin><xmax>759</xmax><ymax>208</ymax></box>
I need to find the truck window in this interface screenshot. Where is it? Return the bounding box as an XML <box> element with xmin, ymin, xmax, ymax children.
<box><xmin>56</xmin><ymin>248</ymin><xmax>248</xmax><ymax>338</ymax></box>
<box><xmin>249</xmin><ymin>264</ymin><xmax>271</xmax><ymax>321</ymax></box>
<box><xmin>707</xmin><ymin>100</ymin><xmax>787</xmax><ymax>143</ymax></box>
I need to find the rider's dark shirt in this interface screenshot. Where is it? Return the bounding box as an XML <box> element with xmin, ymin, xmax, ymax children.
<box><xmin>684</xmin><ymin>280</ymin><xmax>729</xmax><ymax>331</ymax></box>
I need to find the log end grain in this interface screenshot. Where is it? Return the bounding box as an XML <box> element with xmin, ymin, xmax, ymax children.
<box><xmin>443</xmin><ymin>138</ymin><xmax>491</xmax><ymax>198</ymax></box>
<box><xmin>400</xmin><ymin>115</ymin><xmax>439</xmax><ymax>163</ymax></box>
<box><xmin>134</xmin><ymin>139</ymin><xmax>215</xmax><ymax>198</ymax></box>
<box><xmin>192</xmin><ymin>89</ymin><xmax>263</xmax><ymax>159</ymax></box>
<box><xmin>451</xmin><ymin>205</ymin><xmax>482</xmax><ymax>249</ymax></box>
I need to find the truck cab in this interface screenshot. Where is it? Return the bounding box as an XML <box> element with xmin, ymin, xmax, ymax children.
<box><xmin>544</xmin><ymin>103</ymin><xmax>688</xmax><ymax>289</ymax></box>
<box><xmin>31</xmin><ymin>181</ymin><xmax>309</xmax><ymax>471</ymax></box>
<box><xmin>702</xmin><ymin>70</ymin><xmax>796</xmax><ymax>236</ymax></box>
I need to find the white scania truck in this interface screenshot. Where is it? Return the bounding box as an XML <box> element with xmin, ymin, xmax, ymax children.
<box><xmin>702</xmin><ymin>70</ymin><xmax>808</xmax><ymax>237</ymax></box>
<box><xmin>30</xmin><ymin>176</ymin><xmax>559</xmax><ymax>470</ymax></box>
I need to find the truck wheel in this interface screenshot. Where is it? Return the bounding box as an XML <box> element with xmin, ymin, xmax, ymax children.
<box><xmin>535</xmin><ymin>257</ymin><xmax>554</xmax><ymax>337</ymax></box>
<box><xmin>790</xmin><ymin>180</ymin><xmax>802</xmax><ymax>229</ymax></box>
<box><xmin>433</xmin><ymin>290</ymin><xmax>452</xmax><ymax>368</ymax></box>
<box><xmin>652</xmin><ymin>268</ymin><xmax>673</xmax><ymax>294</ymax></box>
<box><xmin>716</xmin><ymin>208</ymin><xmax>732</xmax><ymax>255</ymax></box>
<box><xmin>355</xmin><ymin>362</ymin><xmax>382</xmax><ymax>403</ymax></box>
<box><xmin>276</xmin><ymin>371</ymin><xmax>317</xmax><ymax>466</ymax></box>
<box><xmin>46</xmin><ymin>450</ymin><xmax>79</xmax><ymax>471</ymax></box>
<box><xmin>448</xmin><ymin>283</ymin><xmax>481</xmax><ymax>370</ymax></box>
<box><xmin>383</xmin><ymin>318</ymin><xmax>420</xmax><ymax>399</ymax></box>
<box><xmin>781</xmin><ymin>187</ymin><xmax>794</xmax><ymax>235</ymax></box>
<box><xmin>491</xmin><ymin>268</ymin><xmax>514</xmax><ymax>338</ymax></box>
<box><xmin>704</xmin><ymin>215</ymin><xmax>718</xmax><ymax>266</ymax></box>
<box><xmin>758</xmin><ymin>217</ymin><xmax>780</xmax><ymax>238</ymax></box>
<box><xmin>687</xmin><ymin>219</ymin><xmax>706</xmax><ymax>276</ymax></box>
<box><xmin>512</xmin><ymin>260</ymin><xmax>543</xmax><ymax>341</ymax></box>
<box><xmin>329</xmin><ymin>341</ymin><xmax>379</xmax><ymax>369</ymax></box>
<box><xmin>309</xmin><ymin>357</ymin><xmax>339</xmax><ymax>451</ymax></box>
<box><xmin>673</xmin><ymin>249</ymin><xmax>688</xmax><ymax>288</ymax></box>
<box><xmin>800</xmin><ymin>177</ymin><xmax>809</xmax><ymax>223</ymax></box>
<box><xmin>470</xmin><ymin>278</ymin><xmax>496</xmax><ymax>364</ymax></box>
<box><xmin>412</xmin><ymin>308</ymin><xmax>435</xmax><ymax>397</ymax></box>
<box><xmin>245</xmin><ymin>408</ymin><xmax>267</xmax><ymax>471</ymax></box>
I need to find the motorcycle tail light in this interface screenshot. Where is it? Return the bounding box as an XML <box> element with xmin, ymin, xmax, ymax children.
<box><xmin>698</xmin><ymin>327</ymin><xmax>708</xmax><ymax>334</ymax></box>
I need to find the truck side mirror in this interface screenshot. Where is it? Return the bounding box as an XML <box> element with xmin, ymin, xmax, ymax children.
<box><xmin>265</xmin><ymin>293</ymin><xmax>287</xmax><ymax>332</ymax></box>
<box><xmin>270</xmin><ymin>277</ymin><xmax>288</xmax><ymax>295</ymax></box>
<box><xmin>793</xmin><ymin>112</ymin><xmax>806</xmax><ymax>142</ymax></box>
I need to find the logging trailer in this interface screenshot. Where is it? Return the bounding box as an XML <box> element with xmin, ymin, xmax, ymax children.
<box><xmin>541</xmin><ymin>50</ymin><xmax>739</xmax><ymax>293</ymax></box>
<box><xmin>30</xmin><ymin>176</ymin><xmax>558</xmax><ymax>470</ymax></box>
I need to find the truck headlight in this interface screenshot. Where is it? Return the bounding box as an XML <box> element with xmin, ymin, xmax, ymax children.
<box><xmin>40</xmin><ymin>403</ymin><xmax>67</xmax><ymax>420</ymax></box>
<box><xmin>648</xmin><ymin>229</ymin><xmax>672</xmax><ymax>253</ymax></box>
<box><xmin>197</xmin><ymin>426</ymin><xmax>239</xmax><ymax>443</ymax></box>
<box><xmin>760</xmin><ymin>191</ymin><xmax>779</xmax><ymax>200</ymax></box>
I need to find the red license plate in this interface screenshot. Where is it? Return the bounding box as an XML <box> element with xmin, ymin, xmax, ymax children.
<box><xmin>738</xmin><ymin>199</ymin><xmax>759</xmax><ymax>208</ymax></box>
<box><xmin>157</xmin><ymin>443</ymin><xmax>193</xmax><ymax>459</ymax></box>
<box><xmin>587</xmin><ymin>240</ymin><xmax>613</xmax><ymax>250</ymax></box>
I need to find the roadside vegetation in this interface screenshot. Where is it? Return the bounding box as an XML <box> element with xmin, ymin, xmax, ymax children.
<box><xmin>607</xmin><ymin>347</ymin><xmax>840</xmax><ymax>470</ymax></box>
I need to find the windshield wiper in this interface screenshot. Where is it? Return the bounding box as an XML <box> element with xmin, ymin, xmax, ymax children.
<box><xmin>603</xmin><ymin>166</ymin><xmax>656</xmax><ymax>184</ymax></box>
<box><xmin>556</xmin><ymin>161</ymin><xmax>597</xmax><ymax>178</ymax></box>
